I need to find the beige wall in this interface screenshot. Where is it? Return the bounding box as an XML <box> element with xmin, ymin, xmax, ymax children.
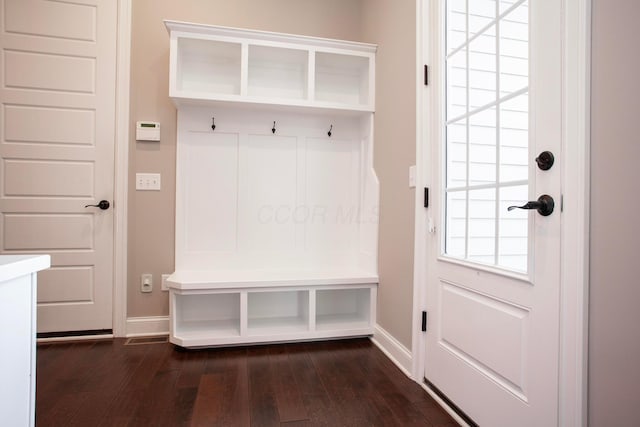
<box><xmin>128</xmin><ymin>0</ymin><xmax>366</xmax><ymax>316</ymax></box>
<box><xmin>361</xmin><ymin>1</ymin><xmax>417</xmax><ymax>348</ymax></box>
<box><xmin>589</xmin><ymin>0</ymin><xmax>640</xmax><ymax>424</ymax></box>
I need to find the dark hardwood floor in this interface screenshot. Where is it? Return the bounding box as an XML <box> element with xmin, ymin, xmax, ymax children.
<box><xmin>36</xmin><ymin>337</ymin><xmax>457</xmax><ymax>427</ymax></box>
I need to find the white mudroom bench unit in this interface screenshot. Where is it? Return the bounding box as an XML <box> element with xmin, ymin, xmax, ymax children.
<box><xmin>165</xmin><ymin>21</ymin><xmax>379</xmax><ymax>348</ymax></box>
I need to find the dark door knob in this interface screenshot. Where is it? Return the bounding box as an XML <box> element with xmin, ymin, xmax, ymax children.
<box><xmin>535</xmin><ymin>151</ymin><xmax>555</xmax><ymax>170</ymax></box>
<box><xmin>507</xmin><ymin>194</ymin><xmax>554</xmax><ymax>216</ymax></box>
<box><xmin>84</xmin><ymin>200</ymin><xmax>110</xmax><ymax>210</ymax></box>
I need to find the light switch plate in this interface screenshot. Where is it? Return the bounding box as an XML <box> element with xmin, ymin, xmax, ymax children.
<box><xmin>136</xmin><ymin>173</ymin><xmax>161</xmax><ymax>191</ymax></box>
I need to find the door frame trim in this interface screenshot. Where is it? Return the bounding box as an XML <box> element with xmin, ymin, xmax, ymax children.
<box><xmin>412</xmin><ymin>0</ymin><xmax>591</xmax><ymax>425</ymax></box>
<box><xmin>113</xmin><ymin>0</ymin><xmax>132</xmax><ymax>337</ymax></box>
<box><xmin>558</xmin><ymin>1</ymin><xmax>591</xmax><ymax>424</ymax></box>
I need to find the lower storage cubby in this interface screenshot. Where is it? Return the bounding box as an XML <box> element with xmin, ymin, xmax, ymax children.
<box><xmin>316</xmin><ymin>288</ymin><xmax>372</xmax><ymax>331</ymax></box>
<box><xmin>169</xmin><ymin>281</ymin><xmax>376</xmax><ymax>347</ymax></box>
<box><xmin>173</xmin><ymin>292</ymin><xmax>241</xmax><ymax>340</ymax></box>
<box><xmin>248</xmin><ymin>290</ymin><xmax>309</xmax><ymax>335</ymax></box>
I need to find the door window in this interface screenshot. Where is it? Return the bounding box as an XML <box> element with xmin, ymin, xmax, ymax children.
<box><xmin>444</xmin><ymin>0</ymin><xmax>529</xmax><ymax>271</ymax></box>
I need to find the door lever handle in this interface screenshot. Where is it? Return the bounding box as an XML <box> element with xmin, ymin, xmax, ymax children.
<box><xmin>507</xmin><ymin>194</ymin><xmax>554</xmax><ymax>216</ymax></box>
<box><xmin>84</xmin><ymin>200</ymin><xmax>110</xmax><ymax>210</ymax></box>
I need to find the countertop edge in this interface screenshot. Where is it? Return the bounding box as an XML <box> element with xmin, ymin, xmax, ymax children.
<box><xmin>0</xmin><ymin>255</ymin><xmax>51</xmax><ymax>283</ymax></box>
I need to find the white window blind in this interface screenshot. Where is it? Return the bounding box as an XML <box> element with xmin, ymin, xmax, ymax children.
<box><xmin>444</xmin><ymin>0</ymin><xmax>529</xmax><ymax>271</ymax></box>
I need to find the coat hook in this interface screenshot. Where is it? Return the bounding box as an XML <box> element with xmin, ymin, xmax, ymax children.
<box><xmin>272</xmin><ymin>121</ymin><xmax>276</xmax><ymax>134</ymax></box>
<box><xmin>211</xmin><ymin>117</ymin><xmax>216</xmax><ymax>131</ymax></box>
<box><xmin>328</xmin><ymin>124</ymin><xmax>333</xmax><ymax>138</ymax></box>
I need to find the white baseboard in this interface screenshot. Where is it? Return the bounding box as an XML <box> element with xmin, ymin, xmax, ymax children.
<box><xmin>125</xmin><ymin>316</ymin><xmax>170</xmax><ymax>337</ymax></box>
<box><xmin>371</xmin><ymin>323</ymin><xmax>414</xmax><ymax>378</ymax></box>
<box><xmin>37</xmin><ymin>334</ymin><xmax>114</xmax><ymax>343</ymax></box>
<box><xmin>371</xmin><ymin>325</ymin><xmax>468</xmax><ymax>425</ymax></box>
<box><xmin>420</xmin><ymin>382</ymin><xmax>470</xmax><ymax>427</ymax></box>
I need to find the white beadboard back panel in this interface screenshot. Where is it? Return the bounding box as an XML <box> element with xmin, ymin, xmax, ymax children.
<box><xmin>175</xmin><ymin>105</ymin><xmax>377</xmax><ymax>274</ymax></box>
<box><xmin>304</xmin><ymin>136</ymin><xmax>359</xmax><ymax>255</ymax></box>
<box><xmin>182</xmin><ymin>132</ymin><xmax>239</xmax><ymax>254</ymax></box>
<box><xmin>238</xmin><ymin>134</ymin><xmax>298</xmax><ymax>252</ymax></box>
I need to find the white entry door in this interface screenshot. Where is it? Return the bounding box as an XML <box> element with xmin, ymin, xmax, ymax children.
<box><xmin>425</xmin><ymin>0</ymin><xmax>562</xmax><ymax>425</ymax></box>
<box><xmin>0</xmin><ymin>0</ymin><xmax>117</xmax><ymax>334</ymax></box>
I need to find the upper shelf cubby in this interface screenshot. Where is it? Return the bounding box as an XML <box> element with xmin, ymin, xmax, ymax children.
<box><xmin>248</xmin><ymin>45</ymin><xmax>308</xmax><ymax>101</ymax></box>
<box><xmin>177</xmin><ymin>37</ymin><xmax>241</xmax><ymax>95</ymax></box>
<box><xmin>165</xmin><ymin>20</ymin><xmax>376</xmax><ymax>113</ymax></box>
<box><xmin>315</xmin><ymin>52</ymin><xmax>370</xmax><ymax>106</ymax></box>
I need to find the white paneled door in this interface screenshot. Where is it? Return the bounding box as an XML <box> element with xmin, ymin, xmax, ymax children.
<box><xmin>425</xmin><ymin>0</ymin><xmax>562</xmax><ymax>425</ymax></box>
<box><xmin>0</xmin><ymin>0</ymin><xmax>117</xmax><ymax>333</ymax></box>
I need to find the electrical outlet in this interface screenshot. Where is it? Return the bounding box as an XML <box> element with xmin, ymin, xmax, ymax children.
<box><xmin>141</xmin><ymin>273</ymin><xmax>153</xmax><ymax>293</ymax></box>
<box><xmin>136</xmin><ymin>173</ymin><xmax>161</xmax><ymax>191</ymax></box>
<box><xmin>161</xmin><ymin>274</ymin><xmax>170</xmax><ymax>291</ymax></box>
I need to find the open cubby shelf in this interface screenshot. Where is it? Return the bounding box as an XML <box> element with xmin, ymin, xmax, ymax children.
<box><xmin>166</xmin><ymin>20</ymin><xmax>375</xmax><ymax>113</ymax></box>
<box><xmin>248</xmin><ymin>45</ymin><xmax>309</xmax><ymax>101</ymax></box>
<box><xmin>166</xmin><ymin>22</ymin><xmax>378</xmax><ymax>348</ymax></box>
<box><xmin>169</xmin><ymin>285</ymin><xmax>376</xmax><ymax>347</ymax></box>
<box><xmin>176</xmin><ymin>38</ymin><xmax>241</xmax><ymax>95</ymax></box>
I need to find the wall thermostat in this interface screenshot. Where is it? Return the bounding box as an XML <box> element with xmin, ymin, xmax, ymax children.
<box><xmin>136</xmin><ymin>121</ymin><xmax>160</xmax><ymax>141</ymax></box>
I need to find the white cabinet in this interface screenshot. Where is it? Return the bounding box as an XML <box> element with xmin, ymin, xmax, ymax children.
<box><xmin>0</xmin><ymin>255</ymin><xmax>50</xmax><ymax>427</ymax></box>
<box><xmin>170</xmin><ymin>285</ymin><xmax>376</xmax><ymax>348</ymax></box>
<box><xmin>165</xmin><ymin>21</ymin><xmax>378</xmax><ymax>348</ymax></box>
<box><xmin>166</xmin><ymin>20</ymin><xmax>375</xmax><ymax>112</ymax></box>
